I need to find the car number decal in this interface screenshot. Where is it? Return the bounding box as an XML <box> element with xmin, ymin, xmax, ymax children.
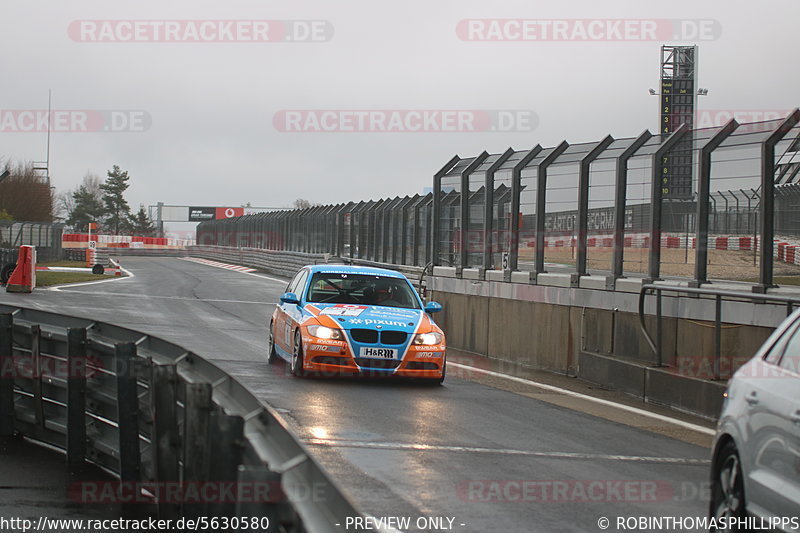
<box><xmin>321</xmin><ymin>305</ymin><xmax>368</xmax><ymax>317</ymax></box>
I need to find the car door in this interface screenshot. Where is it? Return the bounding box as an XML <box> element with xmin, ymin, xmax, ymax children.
<box><xmin>275</xmin><ymin>269</ymin><xmax>304</xmax><ymax>352</ymax></box>
<box><xmin>281</xmin><ymin>269</ymin><xmax>308</xmax><ymax>350</ymax></box>
<box><xmin>742</xmin><ymin>320</ymin><xmax>800</xmax><ymax>518</ymax></box>
<box><xmin>768</xmin><ymin>334</ymin><xmax>800</xmax><ymax>517</ymax></box>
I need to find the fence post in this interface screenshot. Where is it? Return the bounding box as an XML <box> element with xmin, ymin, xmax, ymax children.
<box><xmin>116</xmin><ymin>342</ymin><xmax>141</xmax><ymax>485</ymax></box>
<box><xmin>460</xmin><ymin>152</ymin><xmax>489</xmax><ymax>269</ymax></box>
<box><xmin>66</xmin><ymin>327</ymin><xmax>88</xmax><ymax>464</ymax></box>
<box><xmin>0</xmin><ymin>313</ymin><xmax>14</xmax><ymax>436</ymax></box>
<box><xmin>509</xmin><ymin>146</ymin><xmax>542</xmax><ymax>274</ymax></box>
<box><xmin>647</xmin><ymin>124</ymin><xmax>689</xmax><ymax>282</ymax></box>
<box><xmin>693</xmin><ymin>119</ymin><xmax>739</xmax><ymax>286</ymax></box>
<box><xmin>535</xmin><ymin>142</ymin><xmax>570</xmax><ymax>274</ymax></box>
<box><xmin>151</xmin><ymin>364</ymin><xmax>180</xmax><ymax>519</ymax></box>
<box><xmin>432</xmin><ymin>156</ymin><xmax>460</xmax><ymax>266</ymax></box>
<box><xmin>576</xmin><ymin>136</ymin><xmax>614</xmax><ymax>280</ymax></box>
<box><xmin>484</xmin><ymin>148</ymin><xmax>515</xmax><ymax>271</ymax></box>
<box><xmin>756</xmin><ymin>109</ymin><xmax>800</xmax><ymax>292</ymax></box>
<box><xmin>612</xmin><ymin>131</ymin><xmax>652</xmax><ymax>284</ymax></box>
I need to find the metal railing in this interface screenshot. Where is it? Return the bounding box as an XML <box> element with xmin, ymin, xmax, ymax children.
<box><xmin>0</xmin><ymin>221</ymin><xmax>63</xmax><ymax>262</ymax></box>
<box><xmin>638</xmin><ymin>285</ymin><xmax>800</xmax><ymax>380</ymax></box>
<box><xmin>0</xmin><ymin>305</ymin><xmax>360</xmax><ymax>531</ymax></box>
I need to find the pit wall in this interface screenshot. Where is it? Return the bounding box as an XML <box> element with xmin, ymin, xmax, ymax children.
<box><xmin>429</xmin><ymin>269</ymin><xmax>793</xmax><ymax>420</ymax></box>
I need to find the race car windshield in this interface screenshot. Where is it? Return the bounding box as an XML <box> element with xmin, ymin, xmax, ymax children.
<box><xmin>306</xmin><ymin>273</ymin><xmax>421</xmax><ymax>309</ymax></box>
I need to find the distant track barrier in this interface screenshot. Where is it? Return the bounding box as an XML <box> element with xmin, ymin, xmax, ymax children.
<box><xmin>0</xmin><ymin>305</ymin><xmax>360</xmax><ymax>531</ymax></box>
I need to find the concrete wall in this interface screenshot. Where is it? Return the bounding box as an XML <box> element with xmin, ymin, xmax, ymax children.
<box><xmin>431</xmin><ymin>276</ymin><xmax>782</xmax><ymax>420</ymax></box>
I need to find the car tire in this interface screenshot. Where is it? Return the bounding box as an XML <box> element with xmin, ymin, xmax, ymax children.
<box><xmin>291</xmin><ymin>330</ymin><xmax>306</xmax><ymax>377</ymax></box>
<box><xmin>267</xmin><ymin>321</ymin><xmax>278</xmax><ymax>364</ymax></box>
<box><xmin>0</xmin><ymin>263</ymin><xmax>15</xmax><ymax>284</ymax></box>
<box><xmin>91</xmin><ymin>264</ymin><xmax>105</xmax><ymax>275</ymax></box>
<box><xmin>709</xmin><ymin>441</ymin><xmax>747</xmax><ymax>528</ymax></box>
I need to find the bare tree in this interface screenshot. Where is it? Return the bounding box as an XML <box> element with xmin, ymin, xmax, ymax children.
<box><xmin>0</xmin><ymin>161</ymin><xmax>54</xmax><ymax>222</ymax></box>
<box><xmin>293</xmin><ymin>198</ymin><xmax>319</xmax><ymax>209</ymax></box>
<box><xmin>58</xmin><ymin>172</ymin><xmax>103</xmax><ymax>222</ymax></box>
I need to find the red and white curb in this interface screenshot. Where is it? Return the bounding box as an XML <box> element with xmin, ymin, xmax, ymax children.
<box><xmin>181</xmin><ymin>257</ymin><xmax>257</xmax><ymax>273</ymax></box>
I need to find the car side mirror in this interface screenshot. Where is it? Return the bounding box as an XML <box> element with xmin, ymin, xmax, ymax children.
<box><xmin>425</xmin><ymin>301</ymin><xmax>443</xmax><ymax>314</ymax></box>
<box><xmin>280</xmin><ymin>292</ymin><xmax>300</xmax><ymax>305</ymax></box>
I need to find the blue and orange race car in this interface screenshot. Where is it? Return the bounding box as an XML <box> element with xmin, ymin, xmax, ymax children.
<box><xmin>267</xmin><ymin>264</ymin><xmax>446</xmax><ymax>384</ymax></box>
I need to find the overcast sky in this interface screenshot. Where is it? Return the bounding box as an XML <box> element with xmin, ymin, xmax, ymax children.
<box><xmin>2</xmin><ymin>0</ymin><xmax>798</xmax><ymax>230</ymax></box>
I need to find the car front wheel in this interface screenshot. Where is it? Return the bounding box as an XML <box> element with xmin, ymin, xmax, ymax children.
<box><xmin>267</xmin><ymin>321</ymin><xmax>277</xmax><ymax>364</ymax></box>
<box><xmin>291</xmin><ymin>330</ymin><xmax>306</xmax><ymax>377</ymax></box>
<box><xmin>710</xmin><ymin>441</ymin><xmax>746</xmax><ymax>530</ymax></box>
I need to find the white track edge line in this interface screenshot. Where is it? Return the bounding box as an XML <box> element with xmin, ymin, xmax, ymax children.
<box><xmin>448</xmin><ymin>362</ymin><xmax>716</xmax><ymax>436</ymax></box>
<box><xmin>47</xmin><ymin>266</ymin><xmax>136</xmax><ymax>290</ymax></box>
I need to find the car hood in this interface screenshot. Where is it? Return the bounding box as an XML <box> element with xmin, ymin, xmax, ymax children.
<box><xmin>308</xmin><ymin>303</ymin><xmax>423</xmax><ymax>333</ymax></box>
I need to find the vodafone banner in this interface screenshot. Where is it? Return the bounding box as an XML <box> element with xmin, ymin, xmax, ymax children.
<box><xmin>188</xmin><ymin>206</ymin><xmax>244</xmax><ymax>221</ymax></box>
<box><xmin>216</xmin><ymin>207</ymin><xmax>244</xmax><ymax>219</ymax></box>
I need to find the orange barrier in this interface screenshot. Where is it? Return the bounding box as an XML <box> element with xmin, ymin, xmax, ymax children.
<box><xmin>6</xmin><ymin>246</ymin><xmax>36</xmax><ymax>293</ymax></box>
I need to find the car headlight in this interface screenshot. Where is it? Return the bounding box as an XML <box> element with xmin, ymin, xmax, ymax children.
<box><xmin>413</xmin><ymin>332</ymin><xmax>443</xmax><ymax>345</ymax></box>
<box><xmin>307</xmin><ymin>325</ymin><xmax>343</xmax><ymax>340</ymax></box>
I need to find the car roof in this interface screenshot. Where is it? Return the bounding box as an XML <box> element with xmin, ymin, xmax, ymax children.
<box><xmin>305</xmin><ymin>264</ymin><xmax>407</xmax><ymax>279</ymax></box>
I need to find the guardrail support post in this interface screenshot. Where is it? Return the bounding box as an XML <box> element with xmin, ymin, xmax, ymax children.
<box><xmin>116</xmin><ymin>342</ymin><xmax>141</xmax><ymax>486</ymax></box>
<box><xmin>182</xmin><ymin>381</ymin><xmax>213</xmax><ymax>518</ymax></box>
<box><xmin>30</xmin><ymin>325</ymin><xmax>44</xmax><ymax>428</ymax></box>
<box><xmin>151</xmin><ymin>364</ymin><xmax>180</xmax><ymax>519</ymax></box>
<box><xmin>66</xmin><ymin>327</ymin><xmax>87</xmax><ymax>464</ymax></box>
<box><xmin>713</xmin><ymin>295</ymin><xmax>722</xmax><ymax>380</ymax></box>
<box><xmin>207</xmin><ymin>411</ymin><xmax>245</xmax><ymax>518</ymax></box>
<box><xmin>655</xmin><ymin>289</ymin><xmax>663</xmax><ymax>367</ymax></box>
<box><xmin>0</xmin><ymin>313</ymin><xmax>14</xmax><ymax>436</ymax></box>
<box><xmin>236</xmin><ymin>465</ymin><xmax>280</xmax><ymax>531</ymax></box>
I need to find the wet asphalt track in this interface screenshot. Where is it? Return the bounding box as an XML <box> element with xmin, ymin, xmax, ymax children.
<box><xmin>0</xmin><ymin>257</ymin><xmax>713</xmax><ymax>533</ymax></box>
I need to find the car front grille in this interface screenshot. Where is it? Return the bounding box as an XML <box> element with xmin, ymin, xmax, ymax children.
<box><xmin>354</xmin><ymin>358</ymin><xmax>402</xmax><ymax>369</ymax></box>
<box><xmin>380</xmin><ymin>331</ymin><xmax>407</xmax><ymax>345</ymax></box>
<box><xmin>350</xmin><ymin>329</ymin><xmax>379</xmax><ymax>343</ymax></box>
<box><xmin>348</xmin><ymin>329</ymin><xmax>408</xmax><ymax>345</ymax></box>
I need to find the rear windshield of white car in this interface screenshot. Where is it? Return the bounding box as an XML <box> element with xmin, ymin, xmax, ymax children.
<box><xmin>305</xmin><ymin>273</ymin><xmax>421</xmax><ymax>309</ymax></box>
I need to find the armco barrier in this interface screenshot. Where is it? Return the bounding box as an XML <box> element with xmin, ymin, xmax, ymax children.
<box><xmin>0</xmin><ymin>305</ymin><xmax>360</xmax><ymax>531</ymax></box>
<box><xmin>188</xmin><ymin>246</ymin><xmax>429</xmax><ymax>290</ymax></box>
<box><xmin>188</xmin><ymin>246</ymin><xmax>331</xmax><ymax>279</ymax></box>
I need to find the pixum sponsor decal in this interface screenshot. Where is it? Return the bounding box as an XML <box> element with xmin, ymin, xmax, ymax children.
<box><xmin>457</xmin><ymin>19</ymin><xmax>721</xmax><ymax>42</ymax></box>
<box><xmin>0</xmin><ymin>110</ymin><xmax>150</xmax><ymax>133</ymax></box>
<box><xmin>273</xmin><ymin>110</ymin><xmax>538</xmax><ymax>133</ymax></box>
<box><xmin>68</xmin><ymin>20</ymin><xmax>333</xmax><ymax>43</ymax></box>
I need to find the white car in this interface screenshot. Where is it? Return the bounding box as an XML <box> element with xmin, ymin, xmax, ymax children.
<box><xmin>710</xmin><ymin>309</ymin><xmax>800</xmax><ymax>529</ymax></box>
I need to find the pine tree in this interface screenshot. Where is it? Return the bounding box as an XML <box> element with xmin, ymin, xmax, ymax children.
<box><xmin>100</xmin><ymin>165</ymin><xmax>132</xmax><ymax>235</ymax></box>
<box><xmin>128</xmin><ymin>206</ymin><xmax>156</xmax><ymax>236</ymax></box>
<box><xmin>66</xmin><ymin>185</ymin><xmax>105</xmax><ymax>232</ymax></box>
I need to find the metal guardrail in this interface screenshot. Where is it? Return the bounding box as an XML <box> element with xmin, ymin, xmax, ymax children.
<box><xmin>189</xmin><ymin>246</ymin><xmax>330</xmax><ymax>280</ymax></box>
<box><xmin>638</xmin><ymin>284</ymin><xmax>800</xmax><ymax>380</ymax></box>
<box><xmin>0</xmin><ymin>304</ymin><xmax>360</xmax><ymax>532</ymax></box>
